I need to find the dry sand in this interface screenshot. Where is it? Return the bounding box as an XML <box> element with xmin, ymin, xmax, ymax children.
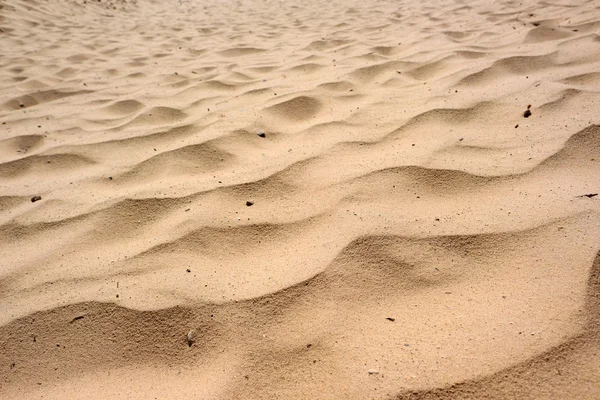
<box><xmin>1</xmin><ymin>0</ymin><xmax>600</xmax><ymax>398</ymax></box>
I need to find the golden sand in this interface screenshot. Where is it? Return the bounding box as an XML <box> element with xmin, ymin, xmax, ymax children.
<box><xmin>1</xmin><ymin>0</ymin><xmax>600</xmax><ymax>398</ymax></box>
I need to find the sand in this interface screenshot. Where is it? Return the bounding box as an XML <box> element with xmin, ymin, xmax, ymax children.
<box><xmin>1</xmin><ymin>0</ymin><xmax>600</xmax><ymax>398</ymax></box>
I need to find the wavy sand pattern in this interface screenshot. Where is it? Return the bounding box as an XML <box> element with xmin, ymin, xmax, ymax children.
<box><xmin>1</xmin><ymin>0</ymin><xmax>600</xmax><ymax>398</ymax></box>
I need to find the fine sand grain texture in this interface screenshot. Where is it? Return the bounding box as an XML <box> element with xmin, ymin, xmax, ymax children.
<box><xmin>1</xmin><ymin>0</ymin><xmax>600</xmax><ymax>398</ymax></box>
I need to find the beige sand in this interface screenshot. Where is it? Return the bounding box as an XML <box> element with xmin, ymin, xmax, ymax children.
<box><xmin>1</xmin><ymin>0</ymin><xmax>600</xmax><ymax>398</ymax></box>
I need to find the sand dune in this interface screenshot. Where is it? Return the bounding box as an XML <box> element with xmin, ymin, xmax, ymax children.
<box><xmin>1</xmin><ymin>0</ymin><xmax>600</xmax><ymax>398</ymax></box>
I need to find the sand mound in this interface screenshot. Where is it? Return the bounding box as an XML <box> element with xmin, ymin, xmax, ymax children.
<box><xmin>1</xmin><ymin>0</ymin><xmax>600</xmax><ymax>398</ymax></box>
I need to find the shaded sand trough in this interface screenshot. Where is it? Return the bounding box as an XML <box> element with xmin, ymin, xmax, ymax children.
<box><xmin>1</xmin><ymin>0</ymin><xmax>600</xmax><ymax>398</ymax></box>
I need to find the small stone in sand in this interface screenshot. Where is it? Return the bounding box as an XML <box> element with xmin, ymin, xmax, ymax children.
<box><xmin>31</xmin><ymin>196</ymin><xmax>42</xmax><ymax>203</ymax></box>
<box><xmin>368</xmin><ymin>369</ymin><xmax>379</xmax><ymax>375</ymax></box>
<box><xmin>246</xmin><ymin>201</ymin><xmax>254</xmax><ymax>206</ymax></box>
<box><xmin>523</xmin><ymin>109</ymin><xmax>532</xmax><ymax>118</ymax></box>
<box><xmin>187</xmin><ymin>330</ymin><xmax>196</xmax><ymax>347</ymax></box>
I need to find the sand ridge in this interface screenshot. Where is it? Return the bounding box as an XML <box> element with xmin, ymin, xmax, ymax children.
<box><xmin>1</xmin><ymin>0</ymin><xmax>600</xmax><ymax>398</ymax></box>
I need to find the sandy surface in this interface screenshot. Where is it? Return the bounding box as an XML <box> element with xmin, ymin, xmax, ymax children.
<box><xmin>1</xmin><ymin>0</ymin><xmax>600</xmax><ymax>398</ymax></box>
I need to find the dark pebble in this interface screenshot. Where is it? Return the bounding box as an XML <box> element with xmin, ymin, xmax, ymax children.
<box><xmin>246</xmin><ymin>201</ymin><xmax>254</xmax><ymax>206</ymax></box>
<box><xmin>31</xmin><ymin>196</ymin><xmax>42</xmax><ymax>203</ymax></box>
